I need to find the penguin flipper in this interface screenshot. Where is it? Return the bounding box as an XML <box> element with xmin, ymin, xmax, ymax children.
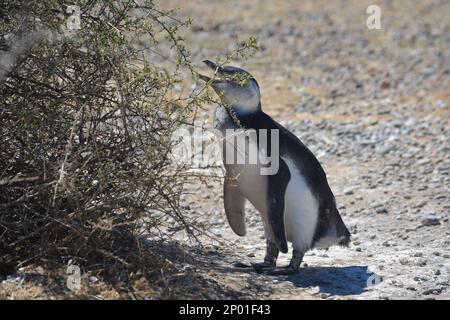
<box><xmin>224</xmin><ymin>176</ymin><xmax>246</xmax><ymax>236</ymax></box>
<box><xmin>267</xmin><ymin>157</ymin><xmax>291</xmax><ymax>254</ymax></box>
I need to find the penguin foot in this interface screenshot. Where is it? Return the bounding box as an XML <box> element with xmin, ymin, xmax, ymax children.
<box><xmin>257</xmin><ymin>250</ymin><xmax>304</xmax><ymax>275</ymax></box>
<box><xmin>256</xmin><ymin>265</ymin><xmax>299</xmax><ymax>275</ymax></box>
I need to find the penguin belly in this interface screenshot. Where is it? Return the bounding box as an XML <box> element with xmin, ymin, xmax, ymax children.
<box><xmin>282</xmin><ymin>157</ymin><xmax>319</xmax><ymax>252</ymax></box>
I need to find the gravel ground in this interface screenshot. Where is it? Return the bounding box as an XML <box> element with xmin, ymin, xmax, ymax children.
<box><xmin>163</xmin><ymin>0</ymin><xmax>450</xmax><ymax>299</ymax></box>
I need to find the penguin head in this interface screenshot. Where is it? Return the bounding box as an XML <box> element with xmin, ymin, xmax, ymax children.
<box><xmin>199</xmin><ymin>60</ymin><xmax>261</xmax><ymax>116</ymax></box>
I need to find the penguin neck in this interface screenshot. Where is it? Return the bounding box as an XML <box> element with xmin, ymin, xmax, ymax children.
<box><xmin>226</xmin><ymin>102</ymin><xmax>264</xmax><ymax>129</ymax></box>
<box><xmin>225</xmin><ymin>102</ymin><xmax>261</xmax><ymax>121</ymax></box>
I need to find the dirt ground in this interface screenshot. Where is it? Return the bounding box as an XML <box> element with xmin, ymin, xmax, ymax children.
<box><xmin>1</xmin><ymin>0</ymin><xmax>449</xmax><ymax>299</ymax></box>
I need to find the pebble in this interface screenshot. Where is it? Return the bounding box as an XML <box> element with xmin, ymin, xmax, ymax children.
<box><xmin>343</xmin><ymin>187</ymin><xmax>355</xmax><ymax>195</ymax></box>
<box><xmin>376</xmin><ymin>207</ymin><xmax>388</xmax><ymax>214</ymax></box>
<box><xmin>421</xmin><ymin>215</ymin><xmax>441</xmax><ymax>226</ymax></box>
<box><xmin>414</xmin><ymin>276</ymin><xmax>429</xmax><ymax>282</ymax></box>
<box><xmin>416</xmin><ymin>259</ymin><xmax>427</xmax><ymax>267</ymax></box>
<box><xmin>415</xmin><ymin>200</ymin><xmax>427</xmax><ymax>208</ymax></box>
<box><xmin>422</xmin><ymin>287</ymin><xmax>444</xmax><ymax>295</ymax></box>
<box><xmin>376</xmin><ymin>144</ymin><xmax>395</xmax><ymax>156</ymax></box>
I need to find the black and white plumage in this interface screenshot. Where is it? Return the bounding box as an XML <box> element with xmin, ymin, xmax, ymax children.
<box><xmin>199</xmin><ymin>60</ymin><xmax>350</xmax><ymax>274</ymax></box>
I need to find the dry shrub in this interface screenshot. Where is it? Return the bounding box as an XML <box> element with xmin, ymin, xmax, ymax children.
<box><xmin>0</xmin><ymin>0</ymin><xmax>205</xmax><ymax>279</ymax></box>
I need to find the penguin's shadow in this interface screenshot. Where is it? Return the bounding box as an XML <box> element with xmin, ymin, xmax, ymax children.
<box><xmin>285</xmin><ymin>265</ymin><xmax>376</xmax><ymax>296</ymax></box>
<box><xmin>225</xmin><ymin>264</ymin><xmax>377</xmax><ymax>296</ymax></box>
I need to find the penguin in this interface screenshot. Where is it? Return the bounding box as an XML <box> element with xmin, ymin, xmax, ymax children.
<box><xmin>199</xmin><ymin>60</ymin><xmax>350</xmax><ymax>275</ymax></box>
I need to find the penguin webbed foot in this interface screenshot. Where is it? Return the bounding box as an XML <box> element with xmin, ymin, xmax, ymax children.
<box><xmin>257</xmin><ymin>249</ymin><xmax>304</xmax><ymax>276</ymax></box>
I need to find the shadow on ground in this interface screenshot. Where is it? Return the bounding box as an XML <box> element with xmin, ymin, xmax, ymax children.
<box><xmin>286</xmin><ymin>266</ymin><xmax>381</xmax><ymax>296</ymax></box>
<box><xmin>215</xmin><ymin>259</ymin><xmax>381</xmax><ymax>297</ymax></box>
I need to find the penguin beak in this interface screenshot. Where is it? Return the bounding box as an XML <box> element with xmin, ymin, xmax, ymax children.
<box><xmin>197</xmin><ymin>59</ymin><xmax>226</xmax><ymax>85</ymax></box>
<box><xmin>203</xmin><ymin>59</ymin><xmax>223</xmax><ymax>73</ymax></box>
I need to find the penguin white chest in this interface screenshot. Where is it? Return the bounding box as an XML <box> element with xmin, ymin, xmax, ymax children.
<box><xmin>282</xmin><ymin>157</ymin><xmax>319</xmax><ymax>251</ymax></box>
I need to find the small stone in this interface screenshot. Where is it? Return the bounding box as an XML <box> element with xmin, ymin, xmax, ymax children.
<box><xmin>416</xmin><ymin>259</ymin><xmax>427</xmax><ymax>267</ymax></box>
<box><xmin>376</xmin><ymin>144</ymin><xmax>394</xmax><ymax>156</ymax></box>
<box><xmin>399</xmin><ymin>257</ymin><xmax>409</xmax><ymax>265</ymax></box>
<box><xmin>376</xmin><ymin>207</ymin><xmax>388</xmax><ymax>214</ymax></box>
<box><xmin>421</xmin><ymin>215</ymin><xmax>440</xmax><ymax>226</ymax></box>
<box><xmin>343</xmin><ymin>187</ymin><xmax>355</xmax><ymax>195</ymax></box>
<box><xmin>35</xmin><ymin>266</ymin><xmax>45</xmax><ymax>275</ymax></box>
<box><xmin>415</xmin><ymin>200</ymin><xmax>427</xmax><ymax>208</ymax></box>
<box><xmin>414</xmin><ymin>276</ymin><xmax>429</xmax><ymax>282</ymax></box>
<box><xmin>422</xmin><ymin>287</ymin><xmax>443</xmax><ymax>295</ymax></box>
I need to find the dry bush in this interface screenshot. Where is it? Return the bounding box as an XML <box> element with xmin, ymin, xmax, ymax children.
<box><xmin>0</xmin><ymin>0</ymin><xmax>207</xmax><ymax>280</ymax></box>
